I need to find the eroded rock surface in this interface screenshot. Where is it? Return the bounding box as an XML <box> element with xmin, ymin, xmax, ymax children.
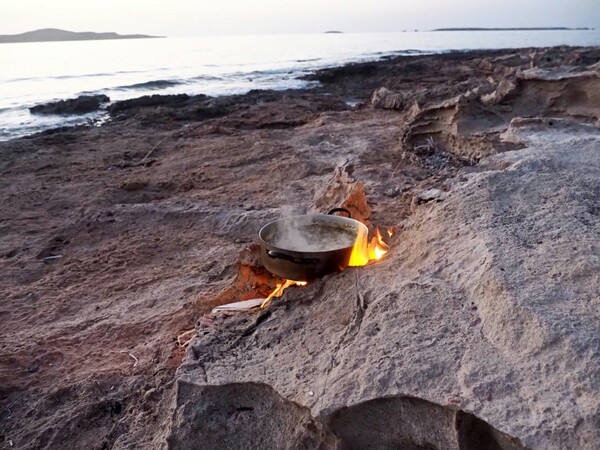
<box><xmin>167</xmin><ymin>382</ymin><xmax>334</xmax><ymax>450</ymax></box>
<box><xmin>178</xmin><ymin>121</ymin><xmax>600</xmax><ymax>449</ymax></box>
<box><xmin>166</xmin><ymin>381</ymin><xmax>527</xmax><ymax>450</ymax></box>
<box><xmin>401</xmin><ymin>66</ymin><xmax>600</xmax><ymax>160</ymax></box>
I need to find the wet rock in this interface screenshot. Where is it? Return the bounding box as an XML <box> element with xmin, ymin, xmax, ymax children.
<box><xmin>303</xmin><ymin>62</ymin><xmax>379</xmax><ymax>84</ymax></box>
<box><xmin>29</xmin><ymin>94</ymin><xmax>110</xmax><ymax>115</ymax></box>
<box><xmin>108</xmin><ymin>90</ymin><xmax>347</xmax><ymax>128</ymax></box>
<box><xmin>109</xmin><ymin>94</ymin><xmax>192</xmax><ymax>114</ymax></box>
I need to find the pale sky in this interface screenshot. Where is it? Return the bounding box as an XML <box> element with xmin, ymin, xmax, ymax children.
<box><xmin>1</xmin><ymin>0</ymin><xmax>599</xmax><ymax>36</ymax></box>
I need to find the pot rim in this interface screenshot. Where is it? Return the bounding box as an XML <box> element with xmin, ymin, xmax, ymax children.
<box><xmin>258</xmin><ymin>213</ymin><xmax>368</xmax><ymax>256</ymax></box>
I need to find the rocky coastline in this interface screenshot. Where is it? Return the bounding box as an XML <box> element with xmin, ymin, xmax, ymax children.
<box><xmin>0</xmin><ymin>46</ymin><xmax>599</xmax><ymax>449</ymax></box>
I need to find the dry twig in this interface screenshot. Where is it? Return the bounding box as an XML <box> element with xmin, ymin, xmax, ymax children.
<box><xmin>388</xmin><ymin>151</ymin><xmax>407</xmax><ymax>181</ymax></box>
<box><xmin>128</xmin><ymin>353</ymin><xmax>139</xmax><ymax>367</ymax></box>
<box><xmin>138</xmin><ymin>134</ymin><xmax>172</xmax><ymax>165</ymax></box>
<box><xmin>117</xmin><ymin>350</ymin><xmax>139</xmax><ymax>367</ymax></box>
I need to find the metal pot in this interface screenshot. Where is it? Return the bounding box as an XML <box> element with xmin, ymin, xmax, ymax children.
<box><xmin>258</xmin><ymin>208</ymin><xmax>368</xmax><ymax>281</ymax></box>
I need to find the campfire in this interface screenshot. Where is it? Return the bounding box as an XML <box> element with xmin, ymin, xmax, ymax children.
<box><xmin>349</xmin><ymin>226</ymin><xmax>391</xmax><ymax>266</ymax></box>
<box><xmin>261</xmin><ymin>226</ymin><xmax>391</xmax><ymax>308</ymax></box>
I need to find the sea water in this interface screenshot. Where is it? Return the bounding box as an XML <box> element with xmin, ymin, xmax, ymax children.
<box><xmin>1</xmin><ymin>30</ymin><xmax>599</xmax><ymax>141</ymax></box>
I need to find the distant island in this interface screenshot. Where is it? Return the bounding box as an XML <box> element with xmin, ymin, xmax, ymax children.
<box><xmin>0</xmin><ymin>28</ymin><xmax>162</xmax><ymax>44</ymax></box>
<box><xmin>324</xmin><ymin>31</ymin><xmax>344</xmax><ymax>34</ymax></box>
<box><xmin>433</xmin><ymin>27</ymin><xmax>592</xmax><ymax>32</ymax></box>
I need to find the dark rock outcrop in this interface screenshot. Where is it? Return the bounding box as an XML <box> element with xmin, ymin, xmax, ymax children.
<box><xmin>108</xmin><ymin>94</ymin><xmax>193</xmax><ymax>113</ymax></box>
<box><xmin>29</xmin><ymin>94</ymin><xmax>110</xmax><ymax>115</ymax></box>
<box><xmin>107</xmin><ymin>90</ymin><xmax>348</xmax><ymax>128</ymax></box>
<box><xmin>303</xmin><ymin>62</ymin><xmax>380</xmax><ymax>84</ymax></box>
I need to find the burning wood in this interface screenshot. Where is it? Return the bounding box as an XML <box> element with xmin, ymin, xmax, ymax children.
<box><xmin>261</xmin><ymin>280</ymin><xmax>307</xmax><ymax>309</ymax></box>
<box><xmin>349</xmin><ymin>226</ymin><xmax>390</xmax><ymax>267</ymax></box>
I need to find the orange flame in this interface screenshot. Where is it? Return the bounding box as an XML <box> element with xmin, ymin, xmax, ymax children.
<box><xmin>349</xmin><ymin>226</ymin><xmax>390</xmax><ymax>266</ymax></box>
<box><xmin>261</xmin><ymin>280</ymin><xmax>306</xmax><ymax>309</ymax></box>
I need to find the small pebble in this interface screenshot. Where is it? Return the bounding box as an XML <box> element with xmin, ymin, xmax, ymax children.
<box><xmin>417</xmin><ymin>188</ymin><xmax>444</xmax><ymax>203</ymax></box>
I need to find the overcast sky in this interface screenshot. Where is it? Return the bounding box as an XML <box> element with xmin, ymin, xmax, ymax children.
<box><xmin>1</xmin><ymin>0</ymin><xmax>599</xmax><ymax>36</ymax></box>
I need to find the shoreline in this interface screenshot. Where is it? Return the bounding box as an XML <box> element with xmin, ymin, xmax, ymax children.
<box><xmin>1</xmin><ymin>45</ymin><xmax>599</xmax><ymax>448</ymax></box>
<box><xmin>1</xmin><ymin>45</ymin><xmax>592</xmax><ymax>143</ymax></box>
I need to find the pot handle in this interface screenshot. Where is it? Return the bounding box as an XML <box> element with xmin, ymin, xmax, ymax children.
<box><xmin>327</xmin><ymin>207</ymin><xmax>352</xmax><ymax>218</ymax></box>
<box><xmin>266</xmin><ymin>250</ymin><xmax>319</xmax><ymax>265</ymax></box>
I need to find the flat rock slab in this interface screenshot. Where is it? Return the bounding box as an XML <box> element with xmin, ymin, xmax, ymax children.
<box><xmin>167</xmin><ymin>381</ymin><xmax>526</xmax><ymax>450</ymax></box>
<box><xmin>177</xmin><ymin>119</ymin><xmax>600</xmax><ymax>449</ymax></box>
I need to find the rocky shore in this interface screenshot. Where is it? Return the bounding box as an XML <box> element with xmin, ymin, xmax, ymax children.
<box><xmin>0</xmin><ymin>46</ymin><xmax>599</xmax><ymax>449</ymax></box>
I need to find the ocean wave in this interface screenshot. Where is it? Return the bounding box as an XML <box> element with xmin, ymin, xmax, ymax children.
<box><xmin>189</xmin><ymin>75</ymin><xmax>224</xmax><ymax>81</ymax></box>
<box><xmin>228</xmin><ymin>68</ymin><xmax>296</xmax><ymax>78</ymax></box>
<box><xmin>371</xmin><ymin>49</ymin><xmax>428</xmax><ymax>56</ymax></box>
<box><xmin>6</xmin><ymin>71</ymin><xmax>152</xmax><ymax>83</ymax></box>
<box><xmin>54</xmin><ymin>72</ymin><xmax>124</xmax><ymax>80</ymax></box>
<box><xmin>114</xmin><ymin>79</ymin><xmax>185</xmax><ymax>90</ymax></box>
<box><xmin>402</xmin><ymin>49</ymin><xmax>428</xmax><ymax>54</ymax></box>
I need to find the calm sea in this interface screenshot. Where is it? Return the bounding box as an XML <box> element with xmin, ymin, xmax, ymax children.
<box><xmin>1</xmin><ymin>30</ymin><xmax>599</xmax><ymax>141</ymax></box>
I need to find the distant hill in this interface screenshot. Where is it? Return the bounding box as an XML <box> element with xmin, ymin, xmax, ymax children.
<box><xmin>0</xmin><ymin>28</ymin><xmax>162</xmax><ymax>44</ymax></box>
<box><xmin>433</xmin><ymin>27</ymin><xmax>592</xmax><ymax>32</ymax></box>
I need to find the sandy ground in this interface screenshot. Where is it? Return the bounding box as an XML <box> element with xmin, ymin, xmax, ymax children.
<box><xmin>0</xmin><ymin>46</ymin><xmax>599</xmax><ymax>449</ymax></box>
